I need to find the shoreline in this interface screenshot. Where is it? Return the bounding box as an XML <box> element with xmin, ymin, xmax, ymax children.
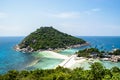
<box><xmin>38</xmin><ymin>51</ymin><xmax>69</xmax><ymax>59</ymax></box>
<box><xmin>57</xmin><ymin>55</ymin><xmax>87</xmax><ymax>69</ymax></box>
<box><xmin>18</xmin><ymin>50</ymin><xmax>120</xmax><ymax>70</ymax></box>
<box><xmin>14</xmin><ymin>42</ymin><xmax>90</xmax><ymax>69</ymax></box>
<box><xmin>53</xmin><ymin>42</ymin><xmax>90</xmax><ymax>53</ymax></box>
<box><xmin>14</xmin><ymin>42</ymin><xmax>90</xmax><ymax>53</ymax></box>
<box><xmin>26</xmin><ymin>50</ymin><xmax>87</xmax><ymax>69</ymax></box>
<box><xmin>15</xmin><ymin>42</ymin><xmax>119</xmax><ymax>69</ymax></box>
<box><xmin>15</xmin><ymin>43</ymin><xmax>120</xmax><ymax>70</ymax></box>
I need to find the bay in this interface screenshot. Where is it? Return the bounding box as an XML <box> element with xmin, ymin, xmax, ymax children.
<box><xmin>0</xmin><ymin>36</ymin><xmax>120</xmax><ymax>74</ymax></box>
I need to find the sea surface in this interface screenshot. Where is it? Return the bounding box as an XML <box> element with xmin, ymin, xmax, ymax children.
<box><xmin>0</xmin><ymin>36</ymin><xmax>120</xmax><ymax>74</ymax></box>
<box><xmin>59</xmin><ymin>36</ymin><xmax>120</xmax><ymax>55</ymax></box>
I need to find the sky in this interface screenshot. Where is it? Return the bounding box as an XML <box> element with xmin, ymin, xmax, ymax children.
<box><xmin>0</xmin><ymin>0</ymin><xmax>120</xmax><ymax>36</ymax></box>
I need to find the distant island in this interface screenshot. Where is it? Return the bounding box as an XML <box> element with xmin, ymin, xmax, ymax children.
<box><xmin>15</xmin><ymin>27</ymin><xmax>87</xmax><ymax>52</ymax></box>
<box><xmin>76</xmin><ymin>48</ymin><xmax>120</xmax><ymax>62</ymax></box>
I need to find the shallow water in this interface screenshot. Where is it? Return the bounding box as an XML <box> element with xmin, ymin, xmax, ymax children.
<box><xmin>71</xmin><ymin>59</ymin><xmax>120</xmax><ymax>70</ymax></box>
<box><xmin>27</xmin><ymin>57</ymin><xmax>63</xmax><ymax>70</ymax></box>
<box><xmin>58</xmin><ymin>48</ymin><xmax>78</xmax><ymax>55</ymax></box>
<box><xmin>27</xmin><ymin>52</ymin><xmax>64</xmax><ymax>70</ymax></box>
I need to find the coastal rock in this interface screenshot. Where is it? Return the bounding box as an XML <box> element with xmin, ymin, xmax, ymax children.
<box><xmin>110</xmin><ymin>55</ymin><xmax>120</xmax><ymax>62</ymax></box>
<box><xmin>15</xmin><ymin>45</ymin><xmax>33</xmax><ymax>53</ymax></box>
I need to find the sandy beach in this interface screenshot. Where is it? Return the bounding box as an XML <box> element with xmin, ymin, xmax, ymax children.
<box><xmin>27</xmin><ymin>51</ymin><xmax>87</xmax><ymax>69</ymax></box>
<box><xmin>39</xmin><ymin>51</ymin><xmax>87</xmax><ymax>69</ymax></box>
<box><xmin>58</xmin><ymin>55</ymin><xmax>76</xmax><ymax>68</ymax></box>
<box><xmin>57</xmin><ymin>54</ymin><xmax>86</xmax><ymax>69</ymax></box>
<box><xmin>38</xmin><ymin>51</ymin><xmax>69</xmax><ymax>59</ymax></box>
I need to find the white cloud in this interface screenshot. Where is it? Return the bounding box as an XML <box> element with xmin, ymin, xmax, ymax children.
<box><xmin>44</xmin><ymin>8</ymin><xmax>100</xmax><ymax>19</ymax></box>
<box><xmin>51</xmin><ymin>12</ymin><xmax>80</xmax><ymax>19</ymax></box>
<box><xmin>0</xmin><ymin>25</ymin><xmax>32</xmax><ymax>36</ymax></box>
<box><xmin>91</xmin><ymin>8</ymin><xmax>101</xmax><ymax>12</ymax></box>
<box><xmin>84</xmin><ymin>8</ymin><xmax>101</xmax><ymax>15</ymax></box>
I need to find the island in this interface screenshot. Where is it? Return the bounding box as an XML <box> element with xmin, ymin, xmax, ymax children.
<box><xmin>15</xmin><ymin>26</ymin><xmax>87</xmax><ymax>52</ymax></box>
<box><xmin>76</xmin><ymin>48</ymin><xmax>120</xmax><ymax>62</ymax></box>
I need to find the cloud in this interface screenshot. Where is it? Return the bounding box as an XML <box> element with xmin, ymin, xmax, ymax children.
<box><xmin>84</xmin><ymin>8</ymin><xmax>101</xmax><ymax>15</ymax></box>
<box><xmin>49</xmin><ymin>8</ymin><xmax>100</xmax><ymax>19</ymax></box>
<box><xmin>0</xmin><ymin>25</ymin><xmax>33</xmax><ymax>36</ymax></box>
<box><xmin>91</xmin><ymin>8</ymin><xmax>101</xmax><ymax>12</ymax></box>
<box><xmin>51</xmin><ymin>12</ymin><xmax>80</xmax><ymax>19</ymax></box>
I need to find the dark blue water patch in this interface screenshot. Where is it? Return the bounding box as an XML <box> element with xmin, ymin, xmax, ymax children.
<box><xmin>59</xmin><ymin>36</ymin><xmax>120</xmax><ymax>55</ymax></box>
<box><xmin>0</xmin><ymin>37</ymin><xmax>36</xmax><ymax>74</ymax></box>
<box><xmin>78</xmin><ymin>36</ymin><xmax>120</xmax><ymax>51</ymax></box>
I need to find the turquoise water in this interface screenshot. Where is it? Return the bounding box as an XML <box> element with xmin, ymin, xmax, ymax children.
<box><xmin>0</xmin><ymin>37</ymin><xmax>63</xmax><ymax>74</ymax></box>
<box><xmin>0</xmin><ymin>37</ymin><xmax>37</xmax><ymax>74</ymax></box>
<box><xmin>71</xmin><ymin>59</ymin><xmax>120</xmax><ymax>70</ymax></box>
<box><xmin>58</xmin><ymin>48</ymin><xmax>78</xmax><ymax>55</ymax></box>
<box><xmin>0</xmin><ymin>36</ymin><xmax>120</xmax><ymax>74</ymax></box>
<box><xmin>27</xmin><ymin>52</ymin><xmax>64</xmax><ymax>70</ymax></box>
<box><xmin>101</xmin><ymin>60</ymin><xmax>120</xmax><ymax>69</ymax></box>
<box><xmin>27</xmin><ymin>58</ymin><xmax>63</xmax><ymax>70</ymax></box>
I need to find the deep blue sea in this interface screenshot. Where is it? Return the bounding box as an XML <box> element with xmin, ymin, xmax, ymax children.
<box><xmin>80</xmin><ymin>36</ymin><xmax>120</xmax><ymax>51</ymax></box>
<box><xmin>0</xmin><ymin>37</ymin><xmax>37</xmax><ymax>74</ymax></box>
<box><xmin>59</xmin><ymin>36</ymin><xmax>120</xmax><ymax>55</ymax></box>
<box><xmin>0</xmin><ymin>36</ymin><xmax>120</xmax><ymax>74</ymax></box>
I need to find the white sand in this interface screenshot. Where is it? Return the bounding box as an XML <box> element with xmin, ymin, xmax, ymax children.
<box><xmin>57</xmin><ymin>55</ymin><xmax>86</xmax><ymax>68</ymax></box>
<box><xmin>31</xmin><ymin>51</ymin><xmax>87</xmax><ymax>69</ymax></box>
<box><xmin>58</xmin><ymin>55</ymin><xmax>76</xmax><ymax>68</ymax></box>
<box><xmin>38</xmin><ymin>51</ymin><xmax>69</xmax><ymax>59</ymax></box>
<box><xmin>27</xmin><ymin>51</ymin><xmax>69</xmax><ymax>68</ymax></box>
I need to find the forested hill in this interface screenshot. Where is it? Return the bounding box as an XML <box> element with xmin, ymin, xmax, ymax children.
<box><xmin>17</xmin><ymin>27</ymin><xmax>86</xmax><ymax>52</ymax></box>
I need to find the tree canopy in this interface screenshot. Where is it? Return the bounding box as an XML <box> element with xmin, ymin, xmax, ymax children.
<box><xmin>0</xmin><ymin>62</ymin><xmax>120</xmax><ymax>80</ymax></box>
<box><xmin>18</xmin><ymin>27</ymin><xmax>86</xmax><ymax>51</ymax></box>
<box><xmin>76</xmin><ymin>48</ymin><xmax>104</xmax><ymax>58</ymax></box>
<box><xmin>109</xmin><ymin>49</ymin><xmax>120</xmax><ymax>55</ymax></box>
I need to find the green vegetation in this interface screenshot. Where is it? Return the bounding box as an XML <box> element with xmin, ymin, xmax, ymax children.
<box><xmin>18</xmin><ymin>27</ymin><xmax>86</xmax><ymax>51</ymax></box>
<box><xmin>109</xmin><ymin>49</ymin><xmax>120</xmax><ymax>55</ymax></box>
<box><xmin>0</xmin><ymin>62</ymin><xmax>120</xmax><ymax>80</ymax></box>
<box><xmin>76</xmin><ymin>48</ymin><xmax>104</xmax><ymax>58</ymax></box>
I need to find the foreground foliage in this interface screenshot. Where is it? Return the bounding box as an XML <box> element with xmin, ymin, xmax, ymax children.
<box><xmin>19</xmin><ymin>27</ymin><xmax>85</xmax><ymax>51</ymax></box>
<box><xmin>0</xmin><ymin>62</ymin><xmax>120</xmax><ymax>80</ymax></box>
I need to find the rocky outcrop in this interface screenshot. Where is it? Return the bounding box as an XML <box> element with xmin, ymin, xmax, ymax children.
<box><xmin>110</xmin><ymin>55</ymin><xmax>120</xmax><ymax>62</ymax></box>
<box><xmin>14</xmin><ymin>45</ymin><xmax>34</xmax><ymax>53</ymax></box>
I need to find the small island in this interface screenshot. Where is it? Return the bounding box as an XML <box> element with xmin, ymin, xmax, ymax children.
<box><xmin>15</xmin><ymin>27</ymin><xmax>87</xmax><ymax>52</ymax></box>
<box><xmin>76</xmin><ymin>48</ymin><xmax>120</xmax><ymax>62</ymax></box>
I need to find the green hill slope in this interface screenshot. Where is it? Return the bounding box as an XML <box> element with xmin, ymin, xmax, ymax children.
<box><xmin>17</xmin><ymin>27</ymin><xmax>86</xmax><ymax>52</ymax></box>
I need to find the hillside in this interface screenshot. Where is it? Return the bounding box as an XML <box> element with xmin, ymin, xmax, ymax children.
<box><xmin>16</xmin><ymin>27</ymin><xmax>86</xmax><ymax>52</ymax></box>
